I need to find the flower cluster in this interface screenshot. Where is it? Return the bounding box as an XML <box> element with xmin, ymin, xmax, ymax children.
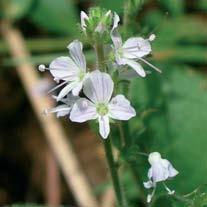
<box><xmin>38</xmin><ymin>8</ymin><xmax>178</xmax><ymax>203</ymax></box>
<box><xmin>38</xmin><ymin>10</ymin><xmax>159</xmax><ymax>139</ymax></box>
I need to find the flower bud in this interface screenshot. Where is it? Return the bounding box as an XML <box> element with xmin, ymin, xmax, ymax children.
<box><xmin>80</xmin><ymin>7</ymin><xmax>113</xmax><ymax>44</ymax></box>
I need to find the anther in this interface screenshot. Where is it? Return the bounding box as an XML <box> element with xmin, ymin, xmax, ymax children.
<box><xmin>149</xmin><ymin>34</ymin><xmax>156</xmax><ymax>41</ymax></box>
<box><xmin>38</xmin><ymin>64</ymin><xmax>46</xmax><ymax>72</ymax></box>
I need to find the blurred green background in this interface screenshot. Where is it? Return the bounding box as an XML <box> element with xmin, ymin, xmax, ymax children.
<box><xmin>0</xmin><ymin>0</ymin><xmax>207</xmax><ymax>206</ymax></box>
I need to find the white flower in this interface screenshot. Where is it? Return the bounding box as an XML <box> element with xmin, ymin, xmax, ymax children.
<box><xmin>38</xmin><ymin>40</ymin><xmax>89</xmax><ymax>100</ymax></box>
<box><xmin>111</xmin><ymin>13</ymin><xmax>161</xmax><ymax>77</ymax></box>
<box><xmin>70</xmin><ymin>70</ymin><xmax>136</xmax><ymax>138</ymax></box>
<box><xmin>143</xmin><ymin>152</ymin><xmax>179</xmax><ymax>203</ymax></box>
<box><xmin>43</xmin><ymin>94</ymin><xmax>79</xmax><ymax>118</ymax></box>
<box><xmin>80</xmin><ymin>10</ymin><xmax>112</xmax><ymax>34</ymax></box>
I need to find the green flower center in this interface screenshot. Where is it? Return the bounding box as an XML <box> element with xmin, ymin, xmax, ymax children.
<box><xmin>78</xmin><ymin>71</ymin><xmax>85</xmax><ymax>81</ymax></box>
<box><xmin>117</xmin><ymin>48</ymin><xmax>123</xmax><ymax>57</ymax></box>
<box><xmin>96</xmin><ymin>103</ymin><xmax>109</xmax><ymax>116</ymax></box>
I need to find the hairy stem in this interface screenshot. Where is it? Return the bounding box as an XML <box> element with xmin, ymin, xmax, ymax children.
<box><xmin>94</xmin><ymin>43</ymin><xmax>106</xmax><ymax>72</ymax></box>
<box><xmin>103</xmin><ymin>138</ymin><xmax>127</xmax><ymax>207</ymax></box>
<box><xmin>94</xmin><ymin>40</ymin><xmax>127</xmax><ymax>207</ymax></box>
<box><xmin>117</xmin><ymin>122</ymin><xmax>147</xmax><ymax>205</ymax></box>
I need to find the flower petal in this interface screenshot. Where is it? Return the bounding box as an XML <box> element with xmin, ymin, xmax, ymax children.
<box><xmin>80</xmin><ymin>11</ymin><xmax>89</xmax><ymax>30</ymax></box>
<box><xmin>123</xmin><ymin>37</ymin><xmax>151</xmax><ymax>58</ymax></box>
<box><xmin>111</xmin><ymin>13</ymin><xmax>122</xmax><ymax>49</ymax></box>
<box><xmin>161</xmin><ymin>159</ymin><xmax>179</xmax><ymax>178</ymax></box>
<box><xmin>56</xmin><ymin>82</ymin><xmax>78</xmax><ymax>101</ymax></box>
<box><xmin>151</xmin><ymin>163</ymin><xmax>169</xmax><ymax>183</ymax></box>
<box><xmin>70</xmin><ymin>98</ymin><xmax>97</xmax><ymax>122</ymax></box>
<box><xmin>124</xmin><ymin>59</ymin><xmax>146</xmax><ymax>77</ymax></box>
<box><xmin>112</xmin><ymin>12</ymin><xmax>120</xmax><ymax>31</ymax></box>
<box><xmin>49</xmin><ymin>56</ymin><xmax>78</xmax><ymax>80</ymax></box>
<box><xmin>67</xmin><ymin>40</ymin><xmax>86</xmax><ymax>71</ymax></box>
<box><xmin>109</xmin><ymin>95</ymin><xmax>136</xmax><ymax>120</ymax></box>
<box><xmin>72</xmin><ymin>82</ymin><xmax>83</xmax><ymax>96</ymax></box>
<box><xmin>143</xmin><ymin>180</ymin><xmax>154</xmax><ymax>189</ymax></box>
<box><xmin>83</xmin><ymin>70</ymin><xmax>114</xmax><ymax>104</ymax></box>
<box><xmin>98</xmin><ymin>116</ymin><xmax>110</xmax><ymax>139</ymax></box>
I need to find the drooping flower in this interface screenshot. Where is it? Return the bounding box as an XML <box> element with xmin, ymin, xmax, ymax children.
<box><xmin>143</xmin><ymin>152</ymin><xmax>179</xmax><ymax>203</ymax></box>
<box><xmin>70</xmin><ymin>70</ymin><xmax>136</xmax><ymax>138</ymax></box>
<box><xmin>43</xmin><ymin>94</ymin><xmax>79</xmax><ymax>118</ymax></box>
<box><xmin>38</xmin><ymin>40</ymin><xmax>89</xmax><ymax>100</ymax></box>
<box><xmin>111</xmin><ymin>13</ymin><xmax>161</xmax><ymax>77</ymax></box>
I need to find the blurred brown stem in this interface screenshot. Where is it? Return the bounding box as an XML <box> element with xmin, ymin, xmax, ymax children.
<box><xmin>0</xmin><ymin>21</ymin><xmax>99</xmax><ymax>207</ymax></box>
<box><xmin>46</xmin><ymin>149</ymin><xmax>61</xmax><ymax>207</ymax></box>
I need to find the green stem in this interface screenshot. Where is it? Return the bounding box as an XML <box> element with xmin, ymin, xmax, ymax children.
<box><xmin>94</xmin><ymin>43</ymin><xmax>106</xmax><ymax>72</ymax></box>
<box><xmin>94</xmin><ymin>40</ymin><xmax>126</xmax><ymax>206</ymax></box>
<box><xmin>103</xmin><ymin>138</ymin><xmax>127</xmax><ymax>207</ymax></box>
<box><xmin>118</xmin><ymin>123</ymin><xmax>147</xmax><ymax>203</ymax></box>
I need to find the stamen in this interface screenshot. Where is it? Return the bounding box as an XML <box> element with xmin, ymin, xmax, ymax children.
<box><xmin>138</xmin><ymin>57</ymin><xmax>162</xmax><ymax>73</ymax></box>
<box><xmin>38</xmin><ymin>64</ymin><xmax>46</xmax><ymax>72</ymax></box>
<box><xmin>42</xmin><ymin>107</ymin><xmax>70</xmax><ymax>116</ymax></box>
<box><xmin>47</xmin><ymin>80</ymin><xmax>68</xmax><ymax>94</ymax></box>
<box><xmin>137</xmin><ymin>152</ymin><xmax>149</xmax><ymax>157</ymax></box>
<box><xmin>147</xmin><ymin>185</ymin><xmax>156</xmax><ymax>203</ymax></box>
<box><xmin>163</xmin><ymin>182</ymin><xmax>175</xmax><ymax>195</ymax></box>
<box><xmin>38</xmin><ymin>64</ymin><xmax>69</xmax><ymax>72</ymax></box>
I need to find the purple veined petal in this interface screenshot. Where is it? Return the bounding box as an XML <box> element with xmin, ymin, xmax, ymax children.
<box><xmin>98</xmin><ymin>115</ymin><xmax>110</xmax><ymax>139</ymax></box>
<box><xmin>70</xmin><ymin>98</ymin><xmax>97</xmax><ymax>122</ymax></box>
<box><xmin>83</xmin><ymin>70</ymin><xmax>114</xmax><ymax>104</ymax></box>
<box><xmin>111</xmin><ymin>29</ymin><xmax>122</xmax><ymax>50</ymax></box>
<box><xmin>109</xmin><ymin>94</ymin><xmax>136</xmax><ymax>120</ymax></box>
<box><xmin>151</xmin><ymin>163</ymin><xmax>169</xmax><ymax>183</ymax></box>
<box><xmin>67</xmin><ymin>40</ymin><xmax>86</xmax><ymax>71</ymax></box>
<box><xmin>49</xmin><ymin>56</ymin><xmax>79</xmax><ymax>80</ymax></box>
<box><xmin>161</xmin><ymin>159</ymin><xmax>179</xmax><ymax>178</ymax></box>
<box><xmin>124</xmin><ymin>59</ymin><xmax>146</xmax><ymax>77</ymax></box>
<box><xmin>72</xmin><ymin>82</ymin><xmax>83</xmax><ymax>96</ymax></box>
<box><xmin>56</xmin><ymin>82</ymin><xmax>79</xmax><ymax>101</ymax></box>
<box><xmin>123</xmin><ymin>37</ymin><xmax>152</xmax><ymax>58</ymax></box>
<box><xmin>80</xmin><ymin>11</ymin><xmax>89</xmax><ymax>30</ymax></box>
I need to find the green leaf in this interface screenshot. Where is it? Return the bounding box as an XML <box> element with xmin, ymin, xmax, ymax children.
<box><xmin>130</xmin><ymin>66</ymin><xmax>207</xmax><ymax>194</ymax></box>
<box><xmin>29</xmin><ymin>0</ymin><xmax>78</xmax><ymax>35</ymax></box>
